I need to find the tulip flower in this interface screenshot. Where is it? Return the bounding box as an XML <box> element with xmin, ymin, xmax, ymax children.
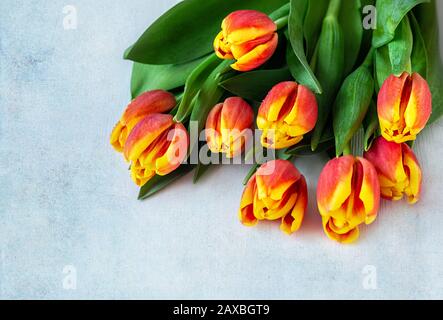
<box><xmin>213</xmin><ymin>10</ymin><xmax>278</xmax><ymax>71</ymax></box>
<box><xmin>205</xmin><ymin>97</ymin><xmax>254</xmax><ymax>158</ymax></box>
<box><xmin>378</xmin><ymin>72</ymin><xmax>432</xmax><ymax>143</ymax></box>
<box><xmin>364</xmin><ymin>137</ymin><xmax>422</xmax><ymax>204</ymax></box>
<box><xmin>239</xmin><ymin>160</ymin><xmax>307</xmax><ymax>234</ymax></box>
<box><xmin>317</xmin><ymin>156</ymin><xmax>380</xmax><ymax>244</ymax></box>
<box><xmin>123</xmin><ymin>114</ymin><xmax>189</xmax><ymax>186</ymax></box>
<box><xmin>257</xmin><ymin>81</ymin><xmax>318</xmax><ymax>149</ymax></box>
<box><xmin>110</xmin><ymin>90</ymin><xmax>176</xmax><ymax>152</ymax></box>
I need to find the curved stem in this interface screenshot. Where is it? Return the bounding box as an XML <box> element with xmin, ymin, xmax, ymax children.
<box><xmin>275</xmin><ymin>16</ymin><xmax>289</xmax><ymax>30</ymax></box>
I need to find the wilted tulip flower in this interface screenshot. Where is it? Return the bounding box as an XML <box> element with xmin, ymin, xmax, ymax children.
<box><xmin>378</xmin><ymin>72</ymin><xmax>432</xmax><ymax>143</ymax></box>
<box><xmin>364</xmin><ymin>137</ymin><xmax>422</xmax><ymax>204</ymax></box>
<box><xmin>124</xmin><ymin>114</ymin><xmax>189</xmax><ymax>186</ymax></box>
<box><xmin>239</xmin><ymin>160</ymin><xmax>308</xmax><ymax>235</ymax></box>
<box><xmin>205</xmin><ymin>97</ymin><xmax>254</xmax><ymax>158</ymax></box>
<box><xmin>317</xmin><ymin>156</ymin><xmax>380</xmax><ymax>244</ymax></box>
<box><xmin>110</xmin><ymin>90</ymin><xmax>176</xmax><ymax>152</ymax></box>
<box><xmin>213</xmin><ymin>10</ymin><xmax>278</xmax><ymax>71</ymax></box>
<box><xmin>257</xmin><ymin>81</ymin><xmax>318</xmax><ymax>149</ymax></box>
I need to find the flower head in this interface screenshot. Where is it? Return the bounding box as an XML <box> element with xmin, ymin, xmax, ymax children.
<box><xmin>214</xmin><ymin>10</ymin><xmax>278</xmax><ymax>71</ymax></box>
<box><xmin>239</xmin><ymin>160</ymin><xmax>308</xmax><ymax>234</ymax></box>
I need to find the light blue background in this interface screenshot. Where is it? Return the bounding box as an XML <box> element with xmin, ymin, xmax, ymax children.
<box><xmin>1</xmin><ymin>0</ymin><xmax>443</xmax><ymax>299</ymax></box>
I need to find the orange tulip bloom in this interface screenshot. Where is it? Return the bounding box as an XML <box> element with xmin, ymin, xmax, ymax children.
<box><xmin>364</xmin><ymin>136</ymin><xmax>422</xmax><ymax>204</ymax></box>
<box><xmin>378</xmin><ymin>72</ymin><xmax>432</xmax><ymax>143</ymax></box>
<box><xmin>257</xmin><ymin>81</ymin><xmax>318</xmax><ymax>149</ymax></box>
<box><xmin>110</xmin><ymin>90</ymin><xmax>176</xmax><ymax>152</ymax></box>
<box><xmin>124</xmin><ymin>114</ymin><xmax>189</xmax><ymax>186</ymax></box>
<box><xmin>205</xmin><ymin>97</ymin><xmax>254</xmax><ymax>158</ymax></box>
<box><xmin>239</xmin><ymin>160</ymin><xmax>308</xmax><ymax>234</ymax></box>
<box><xmin>213</xmin><ymin>10</ymin><xmax>278</xmax><ymax>71</ymax></box>
<box><xmin>317</xmin><ymin>156</ymin><xmax>380</xmax><ymax>244</ymax></box>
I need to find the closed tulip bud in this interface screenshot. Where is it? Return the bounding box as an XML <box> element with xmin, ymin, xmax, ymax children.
<box><xmin>317</xmin><ymin>156</ymin><xmax>380</xmax><ymax>244</ymax></box>
<box><xmin>257</xmin><ymin>81</ymin><xmax>318</xmax><ymax>149</ymax></box>
<box><xmin>123</xmin><ymin>114</ymin><xmax>189</xmax><ymax>186</ymax></box>
<box><xmin>213</xmin><ymin>10</ymin><xmax>278</xmax><ymax>71</ymax></box>
<box><xmin>205</xmin><ymin>97</ymin><xmax>254</xmax><ymax>158</ymax></box>
<box><xmin>364</xmin><ymin>137</ymin><xmax>422</xmax><ymax>204</ymax></box>
<box><xmin>378</xmin><ymin>72</ymin><xmax>432</xmax><ymax>143</ymax></box>
<box><xmin>239</xmin><ymin>160</ymin><xmax>308</xmax><ymax>235</ymax></box>
<box><xmin>110</xmin><ymin>90</ymin><xmax>176</xmax><ymax>152</ymax></box>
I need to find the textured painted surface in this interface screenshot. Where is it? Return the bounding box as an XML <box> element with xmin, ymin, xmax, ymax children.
<box><xmin>0</xmin><ymin>0</ymin><xmax>443</xmax><ymax>299</ymax></box>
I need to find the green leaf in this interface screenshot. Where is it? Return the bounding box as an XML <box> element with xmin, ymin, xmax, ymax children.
<box><xmin>174</xmin><ymin>54</ymin><xmax>221</xmax><ymax>122</ymax></box>
<box><xmin>372</xmin><ymin>0</ymin><xmax>429</xmax><ymax>48</ymax></box>
<box><xmin>363</xmin><ymin>100</ymin><xmax>379</xmax><ymax>151</ymax></box>
<box><xmin>138</xmin><ymin>165</ymin><xmax>195</xmax><ymax>200</ymax></box>
<box><xmin>415</xmin><ymin>1</ymin><xmax>443</xmax><ymax>124</ymax></box>
<box><xmin>125</xmin><ymin>0</ymin><xmax>288</xmax><ymax>64</ymax></box>
<box><xmin>190</xmin><ymin>61</ymin><xmax>230</xmax><ymax>134</ymax></box>
<box><xmin>333</xmin><ymin>65</ymin><xmax>375</xmax><ymax>156</ymax></box>
<box><xmin>339</xmin><ymin>0</ymin><xmax>363</xmax><ymax>75</ymax></box>
<box><xmin>287</xmin><ymin>0</ymin><xmax>322</xmax><ymax>94</ymax></box>
<box><xmin>219</xmin><ymin>68</ymin><xmax>292</xmax><ymax>101</ymax></box>
<box><xmin>409</xmin><ymin>12</ymin><xmax>428</xmax><ymax>78</ymax></box>
<box><xmin>130</xmin><ymin>56</ymin><xmax>208</xmax><ymax>98</ymax></box>
<box><xmin>311</xmin><ymin>7</ymin><xmax>345</xmax><ymax>150</ymax></box>
<box><xmin>303</xmin><ymin>0</ymin><xmax>329</xmax><ymax>60</ymax></box>
<box><xmin>388</xmin><ymin>15</ymin><xmax>413</xmax><ymax>75</ymax></box>
<box><xmin>375</xmin><ymin>45</ymin><xmax>392</xmax><ymax>90</ymax></box>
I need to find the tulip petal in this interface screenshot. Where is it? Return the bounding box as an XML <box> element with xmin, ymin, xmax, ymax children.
<box><xmin>231</xmin><ymin>33</ymin><xmax>278</xmax><ymax>72</ymax></box>
<box><xmin>317</xmin><ymin>156</ymin><xmax>354</xmax><ymax>216</ymax></box>
<box><xmin>256</xmin><ymin>160</ymin><xmax>301</xmax><ymax>201</ymax></box>
<box><xmin>239</xmin><ymin>176</ymin><xmax>259</xmax><ymax>226</ymax></box>
<box><xmin>404</xmin><ymin>72</ymin><xmax>432</xmax><ymax>133</ymax></box>
<box><xmin>124</xmin><ymin>114</ymin><xmax>174</xmax><ymax>162</ymax></box>
<box><xmin>322</xmin><ymin>216</ymin><xmax>360</xmax><ymax>244</ymax></box>
<box><xmin>281</xmin><ymin>176</ymin><xmax>307</xmax><ymax>234</ymax></box>
<box><xmin>402</xmin><ymin>143</ymin><xmax>422</xmax><ymax>204</ymax></box>
<box><xmin>222</xmin><ymin>10</ymin><xmax>276</xmax><ymax>44</ymax></box>
<box><xmin>357</xmin><ymin>157</ymin><xmax>380</xmax><ymax>224</ymax></box>
<box><xmin>155</xmin><ymin>123</ymin><xmax>189</xmax><ymax>176</ymax></box>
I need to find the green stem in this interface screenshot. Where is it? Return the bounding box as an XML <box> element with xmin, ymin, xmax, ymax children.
<box><xmin>275</xmin><ymin>15</ymin><xmax>289</xmax><ymax>30</ymax></box>
<box><xmin>174</xmin><ymin>53</ymin><xmax>220</xmax><ymax>123</ymax></box>
<box><xmin>342</xmin><ymin>144</ymin><xmax>352</xmax><ymax>156</ymax></box>
<box><xmin>326</xmin><ymin>0</ymin><xmax>342</xmax><ymax>19</ymax></box>
<box><xmin>269</xmin><ymin>3</ymin><xmax>290</xmax><ymax>20</ymax></box>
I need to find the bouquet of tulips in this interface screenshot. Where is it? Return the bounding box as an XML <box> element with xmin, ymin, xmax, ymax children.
<box><xmin>110</xmin><ymin>0</ymin><xmax>442</xmax><ymax>244</ymax></box>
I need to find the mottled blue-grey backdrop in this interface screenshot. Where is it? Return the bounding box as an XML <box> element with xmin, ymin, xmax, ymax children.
<box><xmin>1</xmin><ymin>0</ymin><xmax>443</xmax><ymax>299</ymax></box>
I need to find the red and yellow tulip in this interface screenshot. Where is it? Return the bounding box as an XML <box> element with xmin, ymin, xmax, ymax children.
<box><xmin>110</xmin><ymin>90</ymin><xmax>176</xmax><ymax>152</ymax></box>
<box><xmin>317</xmin><ymin>156</ymin><xmax>380</xmax><ymax>244</ymax></box>
<box><xmin>257</xmin><ymin>81</ymin><xmax>318</xmax><ymax>149</ymax></box>
<box><xmin>239</xmin><ymin>160</ymin><xmax>307</xmax><ymax>234</ymax></box>
<box><xmin>378</xmin><ymin>72</ymin><xmax>432</xmax><ymax>143</ymax></box>
<box><xmin>205</xmin><ymin>97</ymin><xmax>254</xmax><ymax>158</ymax></box>
<box><xmin>364</xmin><ymin>136</ymin><xmax>422</xmax><ymax>204</ymax></box>
<box><xmin>214</xmin><ymin>10</ymin><xmax>278</xmax><ymax>71</ymax></box>
<box><xmin>124</xmin><ymin>114</ymin><xmax>189</xmax><ymax>186</ymax></box>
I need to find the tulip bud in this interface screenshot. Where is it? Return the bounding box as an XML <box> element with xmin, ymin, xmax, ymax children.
<box><xmin>364</xmin><ymin>136</ymin><xmax>422</xmax><ymax>204</ymax></box>
<box><xmin>205</xmin><ymin>97</ymin><xmax>254</xmax><ymax>158</ymax></box>
<box><xmin>239</xmin><ymin>160</ymin><xmax>308</xmax><ymax>235</ymax></box>
<box><xmin>110</xmin><ymin>90</ymin><xmax>176</xmax><ymax>152</ymax></box>
<box><xmin>213</xmin><ymin>10</ymin><xmax>278</xmax><ymax>71</ymax></box>
<box><xmin>378</xmin><ymin>72</ymin><xmax>432</xmax><ymax>143</ymax></box>
<box><xmin>124</xmin><ymin>114</ymin><xmax>189</xmax><ymax>186</ymax></box>
<box><xmin>317</xmin><ymin>156</ymin><xmax>380</xmax><ymax>244</ymax></box>
<box><xmin>257</xmin><ymin>81</ymin><xmax>318</xmax><ymax>149</ymax></box>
